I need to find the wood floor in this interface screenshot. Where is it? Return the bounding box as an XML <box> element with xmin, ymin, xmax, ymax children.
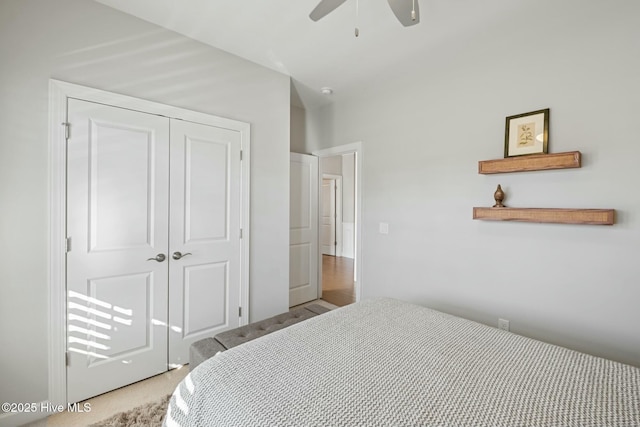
<box><xmin>321</xmin><ymin>255</ymin><xmax>355</xmax><ymax>307</ymax></box>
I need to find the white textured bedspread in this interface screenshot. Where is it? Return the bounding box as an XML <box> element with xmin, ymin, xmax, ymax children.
<box><xmin>165</xmin><ymin>298</ymin><xmax>640</xmax><ymax>426</ymax></box>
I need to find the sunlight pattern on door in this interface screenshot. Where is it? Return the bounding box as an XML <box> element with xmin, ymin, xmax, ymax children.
<box><xmin>66</xmin><ymin>98</ymin><xmax>170</xmax><ymax>403</ymax></box>
<box><xmin>68</xmin><ymin>273</ymin><xmax>153</xmax><ymax>368</ymax></box>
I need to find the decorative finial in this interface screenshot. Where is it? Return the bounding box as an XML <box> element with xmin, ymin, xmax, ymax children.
<box><xmin>493</xmin><ymin>184</ymin><xmax>505</xmax><ymax>208</ymax></box>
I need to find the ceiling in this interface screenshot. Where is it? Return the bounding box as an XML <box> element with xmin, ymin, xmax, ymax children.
<box><xmin>94</xmin><ymin>0</ymin><xmax>516</xmax><ymax>109</ymax></box>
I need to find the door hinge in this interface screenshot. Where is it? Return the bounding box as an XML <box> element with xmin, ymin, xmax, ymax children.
<box><xmin>65</xmin><ymin>237</ymin><xmax>72</xmax><ymax>253</ymax></box>
<box><xmin>239</xmin><ymin>228</ymin><xmax>243</xmax><ymax>239</ymax></box>
<box><xmin>238</xmin><ymin>307</ymin><xmax>242</xmax><ymax>317</ymax></box>
<box><xmin>62</xmin><ymin>122</ymin><xmax>70</xmax><ymax>140</ymax></box>
<box><xmin>65</xmin><ymin>351</ymin><xmax>70</xmax><ymax>366</ymax></box>
<box><xmin>240</xmin><ymin>150</ymin><xmax>243</xmax><ymax>161</ymax></box>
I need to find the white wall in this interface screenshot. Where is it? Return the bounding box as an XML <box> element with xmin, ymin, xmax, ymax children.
<box><xmin>306</xmin><ymin>1</ymin><xmax>640</xmax><ymax>367</ymax></box>
<box><xmin>342</xmin><ymin>153</ymin><xmax>355</xmax><ymax>223</ymax></box>
<box><xmin>341</xmin><ymin>153</ymin><xmax>356</xmax><ymax>258</ymax></box>
<box><xmin>290</xmin><ymin>105</ymin><xmax>306</xmax><ymax>154</ymax></box>
<box><xmin>0</xmin><ymin>0</ymin><xmax>290</xmax><ymax>419</ymax></box>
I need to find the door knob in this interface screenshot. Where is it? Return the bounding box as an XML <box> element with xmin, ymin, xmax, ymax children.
<box><xmin>172</xmin><ymin>251</ymin><xmax>192</xmax><ymax>260</ymax></box>
<box><xmin>146</xmin><ymin>253</ymin><xmax>166</xmax><ymax>262</ymax></box>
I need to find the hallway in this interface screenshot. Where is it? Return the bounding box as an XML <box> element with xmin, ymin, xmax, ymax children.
<box><xmin>321</xmin><ymin>255</ymin><xmax>355</xmax><ymax>307</ymax></box>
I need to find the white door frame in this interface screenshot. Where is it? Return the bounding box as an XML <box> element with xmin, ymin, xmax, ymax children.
<box><xmin>312</xmin><ymin>142</ymin><xmax>363</xmax><ymax>302</ymax></box>
<box><xmin>48</xmin><ymin>79</ymin><xmax>251</xmax><ymax>405</ymax></box>
<box><xmin>321</xmin><ymin>174</ymin><xmax>342</xmax><ymax>257</ymax></box>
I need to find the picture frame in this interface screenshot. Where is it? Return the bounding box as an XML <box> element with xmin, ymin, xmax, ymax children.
<box><xmin>504</xmin><ymin>108</ymin><xmax>549</xmax><ymax>158</ymax></box>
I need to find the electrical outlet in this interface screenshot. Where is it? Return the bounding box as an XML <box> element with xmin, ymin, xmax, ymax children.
<box><xmin>379</xmin><ymin>222</ymin><xmax>389</xmax><ymax>234</ymax></box>
<box><xmin>498</xmin><ymin>318</ymin><xmax>510</xmax><ymax>332</ymax></box>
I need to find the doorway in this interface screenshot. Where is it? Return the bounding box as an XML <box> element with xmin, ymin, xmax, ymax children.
<box><xmin>313</xmin><ymin>143</ymin><xmax>363</xmax><ymax>307</ymax></box>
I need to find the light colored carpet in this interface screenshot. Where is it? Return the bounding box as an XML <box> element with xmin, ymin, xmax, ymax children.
<box><xmin>22</xmin><ymin>367</ymin><xmax>188</xmax><ymax>427</ymax></box>
<box><xmin>88</xmin><ymin>395</ymin><xmax>170</xmax><ymax>427</ymax></box>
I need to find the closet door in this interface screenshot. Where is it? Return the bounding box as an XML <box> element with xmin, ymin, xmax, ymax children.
<box><xmin>168</xmin><ymin>119</ymin><xmax>242</xmax><ymax>366</ymax></box>
<box><xmin>66</xmin><ymin>99</ymin><xmax>170</xmax><ymax>403</ymax></box>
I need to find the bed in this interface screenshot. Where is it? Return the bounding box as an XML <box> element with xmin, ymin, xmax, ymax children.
<box><xmin>164</xmin><ymin>298</ymin><xmax>640</xmax><ymax>426</ymax></box>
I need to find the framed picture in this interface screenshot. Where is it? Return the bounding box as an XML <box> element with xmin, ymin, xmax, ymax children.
<box><xmin>504</xmin><ymin>108</ymin><xmax>549</xmax><ymax>158</ymax></box>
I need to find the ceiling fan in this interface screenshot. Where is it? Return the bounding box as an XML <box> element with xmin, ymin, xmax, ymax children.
<box><xmin>310</xmin><ymin>0</ymin><xmax>420</xmax><ymax>30</ymax></box>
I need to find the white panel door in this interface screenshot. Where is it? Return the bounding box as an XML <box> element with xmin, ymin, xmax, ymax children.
<box><xmin>66</xmin><ymin>99</ymin><xmax>170</xmax><ymax>403</ymax></box>
<box><xmin>289</xmin><ymin>153</ymin><xmax>318</xmax><ymax>307</ymax></box>
<box><xmin>168</xmin><ymin>120</ymin><xmax>242</xmax><ymax>366</ymax></box>
<box><xmin>321</xmin><ymin>179</ymin><xmax>337</xmax><ymax>256</ymax></box>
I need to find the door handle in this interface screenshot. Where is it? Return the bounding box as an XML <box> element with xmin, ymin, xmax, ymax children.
<box><xmin>172</xmin><ymin>251</ymin><xmax>192</xmax><ymax>260</ymax></box>
<box><xmin>146</xmin><ymin>253</ymin><xmax>166</xmax><ymax>262</ymax></box>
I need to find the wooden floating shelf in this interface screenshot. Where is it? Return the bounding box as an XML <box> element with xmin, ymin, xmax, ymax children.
<box><xmin>473</xmin><ymin>207</ymin><xmax>615</xmax><ymax>225</ymax></box>
<box><xmin>478</xmin><ymin>151</ymin><xmax>581</xmax><ymax>174</ymax></box>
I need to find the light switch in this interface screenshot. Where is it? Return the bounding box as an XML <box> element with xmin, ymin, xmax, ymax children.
<box><xmin>379</xmin><ymin>222</ymin><xmax>389</xmax><ymax>234</ymax></box>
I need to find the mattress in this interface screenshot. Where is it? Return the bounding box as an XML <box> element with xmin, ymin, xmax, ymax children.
<box><xmin>164</xmin><ymin>298</ymin><xmax>640</xmax><ymax>426</ymax></box>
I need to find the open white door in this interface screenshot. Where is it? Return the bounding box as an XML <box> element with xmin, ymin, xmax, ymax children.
<box><xmin>289</xmin><ymin>153</ymin><xmax>319</xmax><ymax>307</ymax></box>
<box><xmin>66</xmin><ymin>99</ymin><xmax>170</xmax><ymax>403</ymax></box>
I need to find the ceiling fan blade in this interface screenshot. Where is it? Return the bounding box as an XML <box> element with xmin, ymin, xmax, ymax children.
<box><xmin>387</xmin><ymin>0</ymin><xmax>420</xmax><ymax>26</ymax></box>
<box><xmin>309</xmin><ymin>0</ymin><xmax>348</xmax><ymax>21</ymax></box>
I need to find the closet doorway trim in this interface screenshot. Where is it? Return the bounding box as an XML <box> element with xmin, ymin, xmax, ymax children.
<box><xmin>48</xmin><ymin>79</ymin><xmax>251</xmax><ymax>405</ymax></box>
